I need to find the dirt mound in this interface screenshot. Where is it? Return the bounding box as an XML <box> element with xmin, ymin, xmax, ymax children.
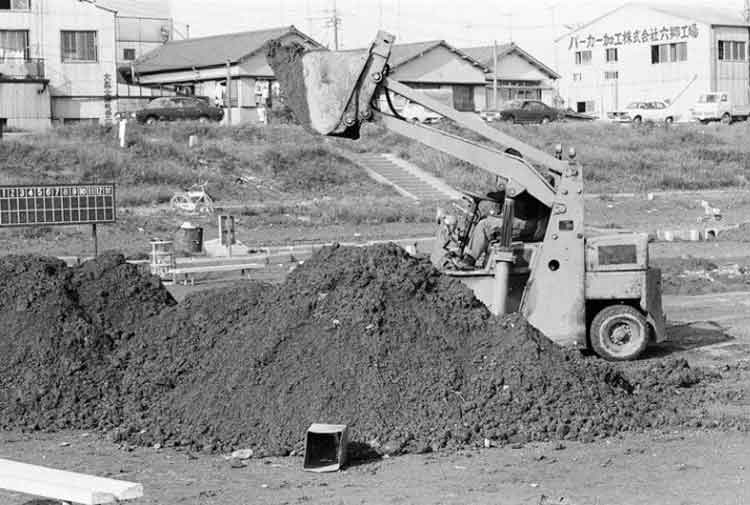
<box><xmin>111</xmin><ymin>244</ymin><xmax>710</xmax><ymax>455</ymax></box>
<box><xmin>0</xmin><ymin>253</ymin><xmax>175</xmax><ymax>431</ymax></box>
<box><xmin>0</xmin><ymin>246</ymin><xmax>719</xmax><ymax>456</ymax></box>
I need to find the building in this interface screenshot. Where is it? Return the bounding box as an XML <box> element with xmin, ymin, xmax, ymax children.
<box><xmin>133</xmin><ymin>26</ymin><xmax>323</xmax><ymax>124</ymax></box>
<box><xmin>0</xmin><ymin>0</ymin><xmax>121</xmax><ymax>128</ymax></box>
<box><xmin>461</xmin><ymin>43</ymin><xmax>561</xmax><ymax>108</ymax></box>
<box><xmin>381</xmin><ymin>40</ymin><xmax>490</xmax><ymax>112</ymax></box>
<box><xmin>98</xmin><ymin>0</ymin><xmax>172</xmax><ymax>67</ymax></box>
<box><xmin>554</xmin><ymin>3</ymin><xmax>750</xmax><ymax>118</ymax></box>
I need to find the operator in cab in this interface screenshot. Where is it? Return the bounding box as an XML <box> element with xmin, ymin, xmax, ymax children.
<box><xmin>454</xmin><ymin>187</ymin><xmax>506</xmax><ymax>269</ymax></box>
<box><xmin>432</xmin><ymin>185</ymin><xmax>548</xmax><ymax>271</ymax></box>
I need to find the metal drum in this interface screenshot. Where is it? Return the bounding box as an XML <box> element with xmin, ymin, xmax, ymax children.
<box><xmin>175</xmin><ymin>222</ymin><xmax>204</xmax><ymax>254</ymax></box>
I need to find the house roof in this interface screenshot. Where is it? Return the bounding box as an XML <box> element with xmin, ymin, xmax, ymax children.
<box><xmin>461</xmin><ymin>43</ymin><xmax>560</xmax><ymax>80</ymax></box>
<box><xmin>134</xmin><ymin>25</ymin><xmax>321</xmax><ymax>74</ymax></box>
<box><xmin>385</xmin><ymin>40</ymin><xmax>491</xmax><ymax>72</ymax></box>
<box><xmin>556</xmin><ymin>2</ymin><xmax>749</xmax><ymax>42</ymax></box>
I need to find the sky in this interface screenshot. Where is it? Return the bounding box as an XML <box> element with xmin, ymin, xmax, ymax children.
<box><xmin>145</xmin><ymin>0</ymin><xmax>746</xmax><ymax>62</ymax></box>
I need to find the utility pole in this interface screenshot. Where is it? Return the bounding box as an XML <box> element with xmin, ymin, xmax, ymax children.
<box><xmin>323</xmin><ymin>0</ymin><xmax>342</xmax><ymax>49</ymax></box>
<box><xmin>332</xmin><ymin>0</ymin><xmax>340</xmax><ymax>49</ymax></box>
<box><xmin>493</xmin><ymin>40</ymin><xmax>498</xmax><ymax>110</ymax></box>
<box><xmin>225</xmin><ymin>59</ymin><xmax>232</xmax><ymax>125</ymax></box>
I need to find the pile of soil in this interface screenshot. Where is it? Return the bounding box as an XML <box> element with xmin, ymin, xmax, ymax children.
<box><xmin>0</xmin><ymin>253</ymin><xmax>175</xmax><ymax>431</ymax></box>
<box><xmin>112</xmin><ymin>245</ymin><xmax>712</xmax><ymax>455</ymax></box>
<box><xmin>0</xmin><ymin>246</ymin><xmax>721</xmax><ymax>456</ymax></box>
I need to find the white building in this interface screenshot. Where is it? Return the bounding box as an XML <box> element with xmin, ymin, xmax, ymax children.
<box><xmin>0</xmin><ymin>0</ymin><xmax>173</xmax><ymax>129</ymax></box>
<box><xmin>98</xmin><ymin>0</ymin><xmax>172</xmax><ymax>67</ymax></box>
<box><xmin>0</xmin><ymin>0</ymin><xmax>119</xmax><ymax>128</ymax></box>
<box><xmin>554</xmin><ymin>3</ymin><xmax>750</xmax><ymax>119</ymax></box>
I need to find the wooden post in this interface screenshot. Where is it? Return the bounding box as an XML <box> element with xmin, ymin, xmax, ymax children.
<box><xmin>92</xmin><ymin>223</ymin><xmax>98</xmax><ymax>257</ymax></box>
<box><xmin>493</xmin><ymin>40</ymin><xmax>498</xmax><ymax>110</ymax></box>
<box><xmin>225</xmin><ymin>59</ymin><xmax>232</xmax><ymax>125</ymax></box>
<box><xmin>118</xmin><ymin>118</ymin><xmax>127</xmax><ymax>148</ymax></box>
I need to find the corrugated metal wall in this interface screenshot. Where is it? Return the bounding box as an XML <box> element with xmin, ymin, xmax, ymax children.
<box><xmin>0</xmin><ymin>81</ymin><xmax>51</xmax><ymax>130</ymax></box>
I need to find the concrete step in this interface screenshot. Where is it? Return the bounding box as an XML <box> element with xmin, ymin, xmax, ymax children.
<box><xmin>342</xmin><ymin>152</ymin><xmax>462</xmax><ymax>202</ymax></box>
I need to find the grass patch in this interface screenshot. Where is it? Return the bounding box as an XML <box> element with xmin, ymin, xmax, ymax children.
<box><xmin>0</xmin><ymin>122</ymin><xmax>397</xmax><ymax>207</ymax></box>
<box><xmin>338</xmin><ymin>120</ymin><xmax>750</xmax><ymax>193</ymax></box>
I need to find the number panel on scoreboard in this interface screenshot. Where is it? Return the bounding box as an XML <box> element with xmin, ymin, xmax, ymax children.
<box><xmin>0</xmin><ymin>184</ymin><xmax>116</xmax><ymax>227</ymax></box>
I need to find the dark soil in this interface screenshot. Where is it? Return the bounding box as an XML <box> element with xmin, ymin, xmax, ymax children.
<box><xmin>0</xmin><ymin>252</ymin><xmax>175</xmax><ymax>431</ymax></box>
<box><xmin>266</xmin><ymin>40</ymin><xmax>312</xmax><ymax>132</ymax></box>
<box><xmin>0</xmin><ymin>245</ymin><xmax>733</xmax><ymax>458</ymax></box>
<box><xmin>111</xmin><ymin>245</ymin><xmax>720</xmax><ymax>455</ymax></box>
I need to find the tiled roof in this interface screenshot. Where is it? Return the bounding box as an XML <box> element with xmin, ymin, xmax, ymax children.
<box><xmin>134</xmin><ymin>26</ymin><xmax>320</xmax><ymax>74</ymax></box>
<box><xmin>460</xmin><ymin>43</ymin><xmax>560</xmax><ymax>80</ymax></box>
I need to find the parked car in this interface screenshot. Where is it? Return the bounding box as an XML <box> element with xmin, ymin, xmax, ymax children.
<box><xmin>133</xmin><ymin>96</ymin><xmax>224</xmax><ymax>124</ymax></box>
<box><xmin>482</xmin><ymin>105</ymin><xmax>595</xmax><ymax>123</ymax></box>
<box><xmin>691</xmin><ymin>91</ymin><xmax>750</xmax><ymax>124</ymax></box>
<box><xmin>608</xmin><ymin>101</ymin><xmax>679</xmax><ymax>124</ymax></box>
<box><xmin>484</xmin><ymin>100</ymin><xmax>562</xmax><ymax>124</ymax></box>
<box><xmin>400</xmin><ymin>102</ymin><xmax>442</xmax><ymax>124</ymax></box>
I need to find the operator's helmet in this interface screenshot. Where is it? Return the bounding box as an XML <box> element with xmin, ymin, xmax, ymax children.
<box><xmin>443</xmin><ymin>214</ymin><xmax>457</xmax><ymax>227</ymax></box>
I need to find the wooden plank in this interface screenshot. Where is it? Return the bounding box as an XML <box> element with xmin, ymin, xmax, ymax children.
<box><xmin>170</xmin><ymin>263</ymin><xmax>265</xmax><ymax>275</ymax></box>
<box><xmin>0</xmin><ymin>459</ymin><xmax>143</xmax><ymax>504</ymax></box>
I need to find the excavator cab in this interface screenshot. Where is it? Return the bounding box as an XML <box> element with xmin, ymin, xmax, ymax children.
<box><xmin>267</xmin><ymin>31</ymin><xmax>667</xmax><ymax>361</ymax></box>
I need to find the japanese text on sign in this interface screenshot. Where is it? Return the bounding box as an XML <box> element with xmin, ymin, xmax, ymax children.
<box><xmin>0</xmin><ymin>183</ymin><xmax>116</xmax><ymax>227</ymax></box>
<box><xmin>568</xmin><ymin>23</ymin><xmax>699</xmax><ymax>50</ymax></box>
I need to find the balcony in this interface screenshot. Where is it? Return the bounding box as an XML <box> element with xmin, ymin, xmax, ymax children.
<box><xmin>0</xmin><ymin>58</ymin><xmax>44</xmax><ymax>80</ymax></box>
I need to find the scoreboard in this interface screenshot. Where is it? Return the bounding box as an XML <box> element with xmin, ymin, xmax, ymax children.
<box><xmin>0</xmin><ymin>183</ymin><xmax>116</xmax><ymax>227</ymax></box>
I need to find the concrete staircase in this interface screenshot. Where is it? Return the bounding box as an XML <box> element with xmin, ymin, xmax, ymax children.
<box><xmin>342</xmin><ymin>152</ymin><xmax>462</xmax><ymax>201</ymax></box>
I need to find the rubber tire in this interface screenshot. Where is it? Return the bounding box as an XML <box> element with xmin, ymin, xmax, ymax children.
<box><xmin>590</xmin><ymin>305</ymin><xmax>649</xmax><ymax>361</ymax></box>
<box><xmin>540</xmin><ymin>116</ymin><xmax>551</xmax><ymax>124</ymax></box>
<box><xmin>721</xmin><ymin>113</ymin><xmax>732</xmax><ymax>125</ymax></box>
<box><xmin>145</xmin><ymin>116</ymin><xmax>157</xmax><ymax>125</ymax></box>
<box><xmin>664</xmin><ymin>116</ymin><xmax>674</xmax><ymax>125</ymax></box>
<box><xmin>504</xmin><ymin>115</ymin><xmax>516</xmax><ymax>124</ymax></box>
<box><xmin>632</xmin><ymin>116</ymin><xmax>642</xmax><ymax>125</ymax></box>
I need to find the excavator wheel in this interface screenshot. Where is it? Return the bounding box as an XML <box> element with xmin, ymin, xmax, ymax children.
<box><xmin>589</xmin><ymin>305</ymin><xmax>649</xmax><ymax>361</ymax></box>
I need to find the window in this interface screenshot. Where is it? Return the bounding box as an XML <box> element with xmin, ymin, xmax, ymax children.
<box><xmin>718</xmin><ymin>40</ymin><xmax>746</xmax><ymax>61</ymax></box>
<box><xmin>604</xmin><ymin>71</ymin><xmax>619</xmax><ymax>80</ymax></box>
<box><xmin>572</xmin><ymin>72</ymin><xmax>582</xmax><ymax>81</ymax></box>
<box><xmin>605</xmin><ymin>48</ymin><xmax>618</xmax><ymax>63</ymax></box>
<box><xmin>123</xmin><ymin>48</ymin><xmax>136</xmax><ymax>61</ymax></box>
<box><xmin>575</xmin><ymin>50</ymin><xmax>592</xmax><ymax>65</ymax></box>
<box><xmin>0</xmin><ymin>29</ymin><xmax>29</xmax><ymax>60</ymax></box>
<box><xmin>0</xmin><ymin>0</ymin><xmax>31</xmax><ymax>10</ymax></box>
<box><xmin>651</xmin><ymin>42</ymin><xmax>687</xmax><ymax>64</ymax></box>
<box><xmin>61</xmin><ymin>31</ymin><xmax>97</xmax><ymax>62</ymax></box>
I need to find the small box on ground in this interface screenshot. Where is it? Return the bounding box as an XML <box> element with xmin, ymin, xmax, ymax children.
<box><xmin>303</xmin><ymin>423</ymin><xmax>348</xmax><ymax>472</ymax></box>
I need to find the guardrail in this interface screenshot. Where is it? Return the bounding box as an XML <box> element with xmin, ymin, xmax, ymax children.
<box><xmin>0</xmin><ymin>58</ymin><xmax>44</xmax><ymax>79</ymax></box>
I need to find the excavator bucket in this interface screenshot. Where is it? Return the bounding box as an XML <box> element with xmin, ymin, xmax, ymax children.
<box><xmin>267</xmin><ymin>31</ymin><xmax>395</xmax><ymax>139</ymax></box>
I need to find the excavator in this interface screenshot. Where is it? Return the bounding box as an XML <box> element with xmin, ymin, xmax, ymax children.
<box><xmin>266</xmin><ymin>31</ymin><xmax>666</xmax><ymax>361</ymax></box>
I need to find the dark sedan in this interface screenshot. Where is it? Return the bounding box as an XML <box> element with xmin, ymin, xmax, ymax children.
<box><xmin>483</xmin><ymin>100</ymin><xmax>562</xmax><ymax>124</ymax></box>
<box><xmin>133</xmin><ymin>96</ymin><xmax>224</xmax><ymax>124</ymax></box>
